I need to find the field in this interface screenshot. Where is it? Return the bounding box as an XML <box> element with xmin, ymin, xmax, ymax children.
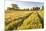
<box><xmin>5</xmin><ymin>10</ymin><xmax>44</xmax><ymax>30</ymax></box>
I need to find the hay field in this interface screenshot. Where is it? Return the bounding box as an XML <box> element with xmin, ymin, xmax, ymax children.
<box><xmin>5</xmin><ymin>10</ymin><xmax>44</xmax><ymax>30</ymax></box>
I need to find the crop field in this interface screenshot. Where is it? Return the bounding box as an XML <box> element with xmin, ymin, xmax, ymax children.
<box><xmin>5</xmin><ymin>10</ymin><xmax>44</xmax><ymax>30</ymax></box>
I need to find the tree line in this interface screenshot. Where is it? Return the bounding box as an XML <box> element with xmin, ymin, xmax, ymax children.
<box><xmin>7</xmin><ymin>4</ymin><xmax>44</xmax><ymax>11</ymax></box>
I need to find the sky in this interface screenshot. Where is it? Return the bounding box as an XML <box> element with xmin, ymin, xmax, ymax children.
<box><xmin>5</xmin><ymin>0</ymin><xmax>44</xmax><ymax>9</ymax></box>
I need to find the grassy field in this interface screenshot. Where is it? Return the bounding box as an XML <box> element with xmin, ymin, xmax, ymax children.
<box><xmin>5</xmin><ymin>10</ymin><xmax>44</xmax><ymax>30</ymax></box>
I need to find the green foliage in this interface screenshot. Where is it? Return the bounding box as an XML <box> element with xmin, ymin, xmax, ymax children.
<box><xmin>12</xmin><ymin>4</ymin><xmax>19</xmax><ymax>9</ymax></box>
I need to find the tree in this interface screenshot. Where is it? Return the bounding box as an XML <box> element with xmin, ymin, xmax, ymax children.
<box><xmin>33</xmin><ymin>7</ymin><xmax>40</xmax><ymax>11</ymax></box>
<box><xmin>12</xmin><ymin>4</ymin><xmax>19</xmax><ymax>9</ymax></box>
<box><xmin>42</xmin><ymin>6</ymin><xmax>44</xmax><ymax>10</ymax></box>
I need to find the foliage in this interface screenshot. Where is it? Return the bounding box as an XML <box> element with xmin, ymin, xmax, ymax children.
<box><xmin>12</xmin><ymin>4</ymin><xmax>19</xmax><ymax>9</ymax></box>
